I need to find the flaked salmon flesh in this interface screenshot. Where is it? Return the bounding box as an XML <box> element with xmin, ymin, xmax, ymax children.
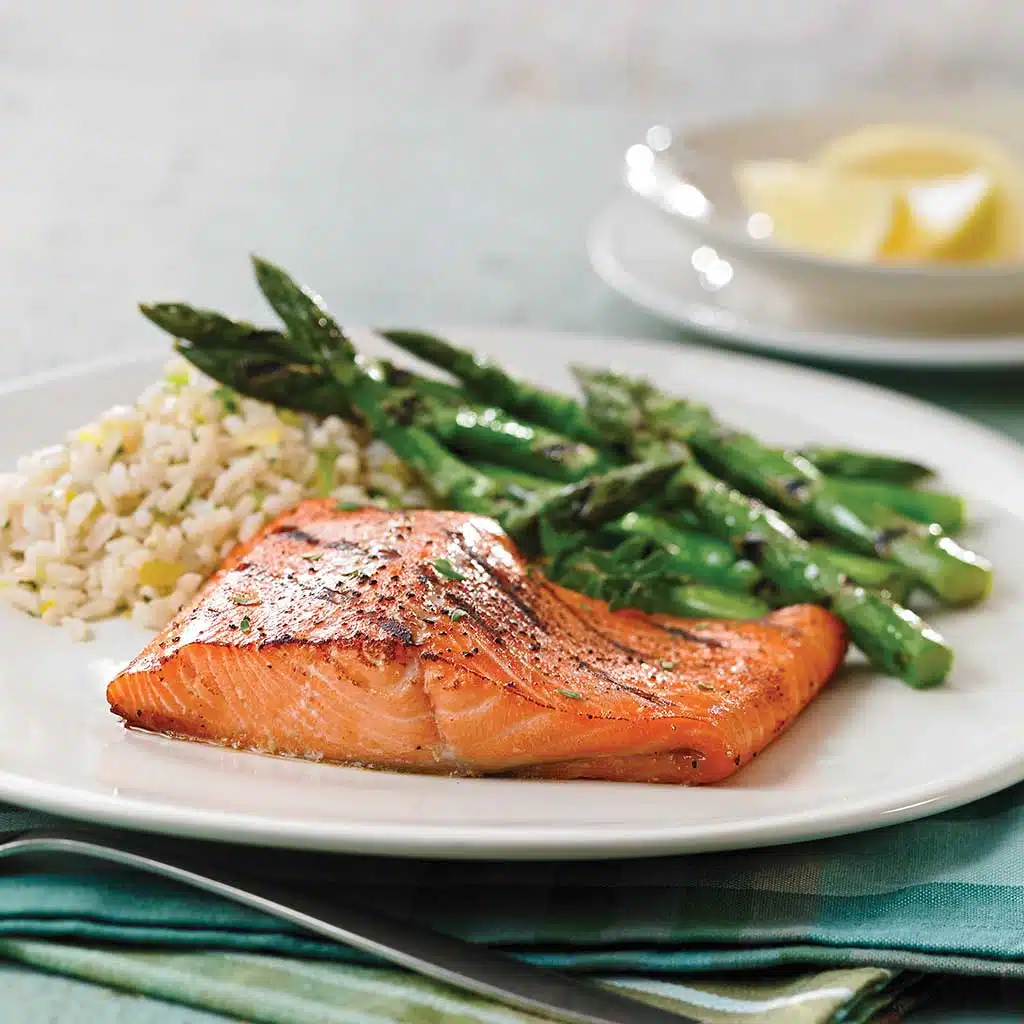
<box><xmin>107</xmin><ymin>501</ymin><xmax>848</xmax><ymax>784</ymax></box>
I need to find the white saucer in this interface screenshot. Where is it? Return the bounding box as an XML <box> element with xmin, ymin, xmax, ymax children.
<box><xmin>589</xmin><ymin>196</ymin><xmax>1024</xmax><ymax>368</ymax></box>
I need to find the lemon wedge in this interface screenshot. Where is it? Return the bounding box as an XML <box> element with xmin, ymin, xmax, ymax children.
<box><xmin>816</xmin><ymin>124</ymin><xmax>1023</xmax><ymax>261</ymax></box>
<box><xmin>816</xmin><ymin>124</ymin><xmax>1018</xmax><ymax>181</ymax></box>
<box><xmin>899</xmin><ymin>171</ymin><xmax>1004</xmax><ymax>261</ymax></box>
<box><xmin>734</xmin><ymin>160</ymin><xmax>906</xmax><ymax>261</ymax></box>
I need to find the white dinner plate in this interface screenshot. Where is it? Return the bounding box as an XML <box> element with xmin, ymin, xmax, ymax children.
<box><xmin>589</xmin><ymin>196</ymin><xmax>1024</xmax><ymax>368</ymax></box>
<box><xmin>1</xmin><ymin>330</ymin><xmax>1023</xmax><ymax>859</ymax></box>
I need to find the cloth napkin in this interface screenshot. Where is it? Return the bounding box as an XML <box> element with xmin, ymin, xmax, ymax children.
<box><xmin>3</xmin><ymin>779</ymin><xmax>1024</xmax><ymax>1023</ymax></box>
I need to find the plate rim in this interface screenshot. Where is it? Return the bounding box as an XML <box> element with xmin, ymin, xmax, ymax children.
<box><xmin>588</xmin><ymin>197</ymin><xmax>1024</xmax><ymax>369</ymax></box>
<box><xmin>1</xmin><ymin>335</ymin><xmax>1023</xmax><ymax>859</ymax></box>
<box><xmin>2</xmin><ymin>750</ymin><xmax>1022</xmax><ymax>860</ymax></box>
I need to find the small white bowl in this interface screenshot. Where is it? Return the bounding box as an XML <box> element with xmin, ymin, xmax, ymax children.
<box><xmin>624</xmin><ymin>94</ymin><xmax>1024</xmax><ymax>333</ymax></box>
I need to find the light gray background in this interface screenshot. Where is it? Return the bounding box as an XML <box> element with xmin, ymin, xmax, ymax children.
<box><xmin>0</xmin><ymin>2</ymin><xmax>1022</xmax><ymax>1020</ymax></box>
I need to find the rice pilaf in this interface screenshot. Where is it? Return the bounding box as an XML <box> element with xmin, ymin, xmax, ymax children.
<box><xmin>0</xmin><ymin>358</ymin><xmax>425</xmax><ymax>640</ymax></box>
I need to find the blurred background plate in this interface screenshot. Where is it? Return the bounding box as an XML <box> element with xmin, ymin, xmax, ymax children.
<box><xmin>620</xmin><ymin>93</ymin><xmax>1024</xmax><ymax>328</ymax></box>
<box><xmin>589</xmin><ymin>195</ymin><xmax>1024</xmax><ymax>368</ymax></box>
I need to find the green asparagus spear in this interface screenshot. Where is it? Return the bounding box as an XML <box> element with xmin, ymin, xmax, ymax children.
<box><xmin>141</xmin><ymin>303</ymin><xmax>350</xmax><ymax>417</ymax></box>
<box><xmin>473</xmin><ymin>468</ymin><xmax>759</xmax><ymax>593</ymax></box>
<box><xmin>601</xmin><ymin>512</ymin><xmax>762</xmax><ymax>592</ymax></box>
<box><xmin>381</xmin><ymin>329</ymin><xmax>604</xmax><ymax>445</ymax></box>
<box><xmin>173</xmin><ymin>339</ymin><xmax>347</xmax><ymax>418</ymax></box>
<box><xmin>142</xmin><ymin>302</ymin><xmax>461</xmax><ymax>407</ymax></box>
<box><xmin>142</xmin><ymin>302</ymin><xmax>360</xmax><ymax>418</ymax></box>
<box><xmin>798</xmin><ymin>446</ymin><xmax>934</xmax><ymax>485</ymax></box>
<box><xmin>243</xmin><ymin>258</ymin><xmax>501</xmax><ymax>513</ymax></box>
<box><xmin>566</xmin><ymin>368</ymin><xmax>952</xmax><ymax>684</ymax></box>
<box><xmin>552</xmin><ymin>557</ymin><xmax>770</xmax><ymax>619</ymax></box>
<box><xmin>470</xmin><ymin>462</ymin><xmax>560</xmax><ymax>502</ymax></box>
<box><xmin>377</xmin><ymin>360</ymin><xmax>615</xmax><ymax>483</ymax></box>
<box><xmin>808</xmin><ymin>544</ymin><xmax>915</xmax><ymax>604</ymax></box>
<box><xmin>146</xmin><ymin>302</ymin><xmax>609</xmax><ymax>483</ymax></box>
<box><xmin>604</xmin><ymin>512</ymin><xmax>911</xmax><ymax>600</ymax></box>
<box><xmin>503</xmin><ymin>459</ymin><xmax>684</xmax><ymax>556</ymax></box>
<box><xmin>381</xmin><ymin>389</ymin><xmax>606</xmax><ymax>482</ymax></box>
<box><xmin>252</xmin><ymin>259</ymin><xmax>359</xmax><ymax>364</ymax></box>
<box><xmin>542</xmin><ymin>536</ymin><xmax>770</xmax><ymax>619</ymax></box>
<box><xmin>245</xmin><ymin>258</ymin><xmax>683</xmax><ymax>552</ymax></box>
<box><xmin>659</xmin><ymin>584</ymin><xmax>770</xmax><ymax>620</ymax></box>
<box><xmin>573</xmin><ymin>366</ymin><xmax>990</xmax><ymax>606</ymax></box>
<box><xmin>471</xmin><ymin>473</ymin><xmax>786</xmax><ymax>598</ymax></box>
<box><xmin>693</xmin><ymin>432</ymin><xmax>988</xmax><ymax>604</ymax></box>
<box><xmin>828</xmin><ymin>478</ymin><xmax>966</xmax><ymax>534</ymax></box>
<box><xmin>664</xmin><ymin>467</ymin><xmax>952</xmax><ymax>687</ymax></box>
<box><xmin>604</xmin><ymin>513</ymin><xmax>915</xmax><ymax>603</ymax></box>
<box><xmin>659</xmin><ymin>508</ymin><xmax>704</xmax><ymax>532</ymax></box>
<box><xmin>376</xmin><ymin>361</ymin><xmax>468</xmax><ymax>404</ymax></box>
<box><xmin>140</xmin><ymin>303</ymin><xmax>293</xmax><ymax>357</ymax></box>
<box><xmin>146</xmin><ymin>305</ymin><xmax>942</xmax><ymax>539</ymax></box>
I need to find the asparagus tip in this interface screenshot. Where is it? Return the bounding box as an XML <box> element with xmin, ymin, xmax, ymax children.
<box><xmin>138</xmin><ymin>301</ymin><xmax>169</xmax><ymax>322</ymax></box>
<box><xmin>138</xmin><ymin>302</ymin><xmax>181</xmax><ymax>336</ymax></box>
<box><xmin>250</xmin><ymin>252</ymin><xmax>274</xmax><ymax>279</ymax></box>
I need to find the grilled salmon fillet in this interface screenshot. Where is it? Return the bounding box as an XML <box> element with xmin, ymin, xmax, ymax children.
<box><xmin>107</xmin><ymin>501</ymin><xmax>847</xmax><ymax>784</ymax></box>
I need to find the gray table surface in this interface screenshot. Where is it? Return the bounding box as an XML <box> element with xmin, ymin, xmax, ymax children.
<box><xmin>2</xmin><ymin>3</ymin><xmax>1023</xmax><ymax>1020</ymax></box>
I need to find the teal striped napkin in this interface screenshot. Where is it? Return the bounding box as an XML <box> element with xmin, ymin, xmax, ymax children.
<box><xmin>0</xmin><ymin>942</ymin><xmax>930</xmax><ymax>1023</ymax></box>
<box><xmin>2</xmin><ymin>780</ymin><xmax>1024</xmax><ymax>1022</ymax></box>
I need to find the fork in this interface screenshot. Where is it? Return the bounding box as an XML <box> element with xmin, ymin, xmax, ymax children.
<box><xmin>0</xmin><ymin>826</ymin><xmax>694</xmax><ymax>1024</ymax></box>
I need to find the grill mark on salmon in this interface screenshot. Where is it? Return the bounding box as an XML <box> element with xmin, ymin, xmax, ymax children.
<box><xmin>653</xmin><ymin>622</ymin><xmax>728</xmax><ymax>648</ymax></box>
<box><xmin>272</xmin><ymin>525</ymin><xmax>402</xmax><ymax>565</ymax></box>
<box><xmin>538</xmin><ymin>578</ymin><xmax>726</xmax><ymax>664</ymax></box>
<box><xmin>106</xmin><ymin>501</ymin><xmax>848</xmax><ymax>785</ymax></box>
<box><xmin>597</xmin><ymin>676</ymin><xmax>672</xmax><ymax>707</ymax></box>
<box><xmin>380</xmin><ymin>617</ymin><xmax>417</xmax><ymax>646</ymax></box>
<box><xmin>272</xmin><ymin>525</ymin><xmax>362</xmax><ymax>551</ymax></box>
<box><xmin>538</xmin><ymin>579</ymin><xmax>669</xmax><ymax>663</ymax></box>
<box><xmin>445</xmin><ymin>530</ymin><xmax>544</xmax><ymax>627</ymax></box>
<box><xmin>565</xmin><ymin>654</ymin><xmax>672</xmax><ymax>707</ymax></box>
